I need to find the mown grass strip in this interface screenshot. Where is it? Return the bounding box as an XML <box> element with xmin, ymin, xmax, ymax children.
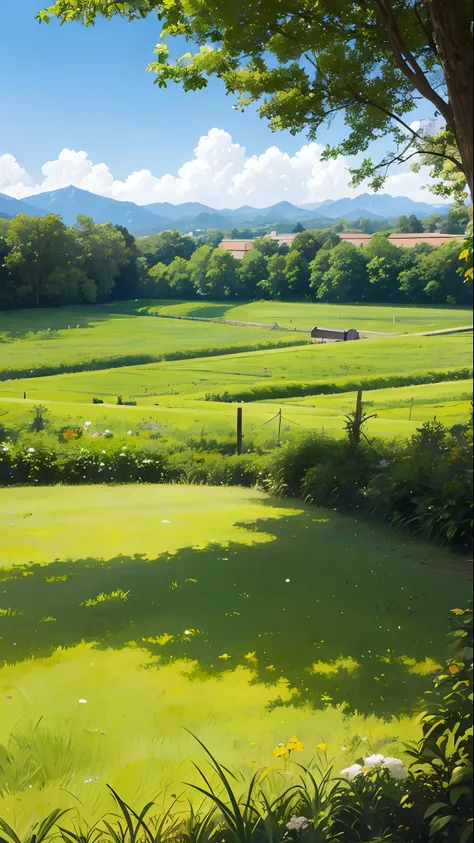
<box><xmin>0</xmin><ymin>337</ymin><xmax>309</xmax><ymax>381</ymax></box>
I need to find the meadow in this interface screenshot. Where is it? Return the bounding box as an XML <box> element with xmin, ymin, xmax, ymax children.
<box><xmin>0</xmin><ymin>333</ymin><xmax>471</xmax><ymax>407</ymax></box>
<box><xmin>0</xmin><ymin>306</ymin><xmax>304</xmax><ymax>379</ymax></box>
<box><xmin>142</xmin><ymin>300</ymin><xmax>473</xmax><ymax>333</ymax></box>
<box><xmin>0</xmin><ymin>300</ymin><xmax>472</xmax><ymax>830</ymax></box>
<box><xmin>0</xmin><ymin>378</ymin><xmax>471</xmax><ymax>444</ymax></box>
<box><xmin>0</xmin><ymin>484</ymin><xmax>470</xmax><ymax>825</ymax></box>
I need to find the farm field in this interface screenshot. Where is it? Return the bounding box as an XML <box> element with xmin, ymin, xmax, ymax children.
<box><xmin>0</xmin><ymin>306</ymin><xmax>302</xmax><ymax>378</ymax></box>
<box><xmin>0</xmin><ymin>484</ymin><xmax>470</xmax><ymax>824</ymax></box>
<box><xmin>143</xmin><ymin>300</ymin><xmax>473</xmax><ymax>333</ymax></box>
<box><xmin>0</xmin><ymin>333</ymin><xmax>471</xmax><ymax>406</ymax></box>
<box><xmin>0</xmin><ymin>378</ymin><xmax>471</xmax><ymax>442</ymax></box>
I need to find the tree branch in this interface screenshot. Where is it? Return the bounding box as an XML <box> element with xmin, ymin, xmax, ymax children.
<box><xmin>373</xmin><ymin>0</ymin><xmax>453</xmax><ymax>129</ymax></box>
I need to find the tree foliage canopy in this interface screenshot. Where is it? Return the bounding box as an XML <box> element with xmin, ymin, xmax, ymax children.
<box><xmin>40</xmin><ymin>0</ymin><xmax>473</xmax><ymax>199</ymax></box>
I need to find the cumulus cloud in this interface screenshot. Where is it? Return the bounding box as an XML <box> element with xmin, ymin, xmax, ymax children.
<box><xmin>0</xmin><ymin>128</ymin><xmax>446</xmax><ymax>207</ymax></box>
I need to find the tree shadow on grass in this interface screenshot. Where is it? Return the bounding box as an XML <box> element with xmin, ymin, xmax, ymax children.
<box><xmin>0</xmin><ymin>507</ymin><xmax>462</xmax><ymax>718</ymax></box>
<box><xmin>0</xmin><ymin>308</ymin><xmax>131</xmax><ymax>340</ymax></box>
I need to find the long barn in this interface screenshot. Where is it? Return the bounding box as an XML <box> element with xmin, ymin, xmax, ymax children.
<box><xmin>311</xmin><ymin>326</ymin><xmax>360</xmax><ymax>342</ymax></box>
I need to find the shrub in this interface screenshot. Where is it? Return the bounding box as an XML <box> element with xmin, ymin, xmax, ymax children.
<box><xmin>264</xmin><ymin>419</ymin><xmax>472</xmax><ymax>550</ymax></box>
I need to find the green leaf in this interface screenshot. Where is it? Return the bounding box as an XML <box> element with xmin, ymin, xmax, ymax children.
<box><xmin>424</xmin><ymin>802</ymin><xmax>448</xmax><ymax>819</ymax></box>
<box><xmin>429</xmin><ymin>814</ymin><xmax>456</xmax><ymax>834</ymax></box>
<box><xmin>459</xmin><ymin>820</ymin><xmax>473</xmax><ymax>843</ymax></box>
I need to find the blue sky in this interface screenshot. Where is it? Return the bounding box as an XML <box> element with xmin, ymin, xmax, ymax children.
<box><xmin>0</xmin><ymin>1</ymin><xmax>443</xmax><ymax>207</ymax></box>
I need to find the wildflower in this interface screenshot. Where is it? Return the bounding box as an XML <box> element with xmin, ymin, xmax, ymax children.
<box><xmin>273</xmin><ymin>742</ymin><xmax>288</xmax><ymax>758</ymax></box>
<box><xmin>451</xmin><ymin>608</ymin><xmax>470</xmax><ymax>616</ymax></box>
<box><xmin>78</xmin><ymin>698</ymin><xmax>87</xmax><ymax>704</ymax></box>
<box><xmin>448</xmin><ymin>664</ymin><xmax>460</xmax><ymax>674</ymax></box>
<box><xmin>364</xmin><ymin>753</ymin><xmax>384</xmax><ymax>766</ymax></box>
<box><xmin>316</xmin><ymin>743</ymin><xmax>328</xmax><ymax>752</ymax></box>
<box><xmin>340</xmin><ymin>764</ymin><xmax>363</xmax><ymax>780</ymax></box>
<box><xmin>382</xmin><ymin>757</ymin><xmax>407</xmax><ymax>779</ymax></box>
<box><xmin>1</xmin><ymin>444</ymin><xmax>9</xmax><ymax>452</ymax></box>
<box><xmin>27</xmin><ymin>447</ymin><xmax>35</xmax><ymax>453</ymax></box>
<box><xmin>99</xmin><ymin>462</ymin><xmax>105</xmax><ymax>467</ymax></box>
<box><xmin>84</xmin><ymin>421</ymin><xmax>92</xmax><ymax>427</ymax></box>
<box><xmin>286</xmin><ymin>816</ymin><xmax>309</xmax><ymax>831</ymax></box>
<box><xmin>127</xmin><ymin>430</ymin><xmax>132</xmax><ymax>435</ymax></box>
<box><xmin>286</xmin><ymin>736</ymin><xmax>304</xmax><ymax>752</ymax></box>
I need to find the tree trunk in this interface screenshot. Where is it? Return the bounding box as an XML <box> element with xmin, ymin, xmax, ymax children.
<box><xmin>427</xmin><ymin>0</ymin><xmax>474</xmax><ymax>200</ymax></box>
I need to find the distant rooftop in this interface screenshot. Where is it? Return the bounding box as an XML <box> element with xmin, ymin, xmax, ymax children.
<box><xmin>218</xmin><ymin>231</ymin><xmax>465</xmax><ymax>258</ymax></box>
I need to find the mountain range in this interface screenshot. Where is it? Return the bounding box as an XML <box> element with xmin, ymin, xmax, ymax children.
<box><xmin>0</xmin><ymin>186</ymin><xmax>451</xmax><ymax>236</ymax></box>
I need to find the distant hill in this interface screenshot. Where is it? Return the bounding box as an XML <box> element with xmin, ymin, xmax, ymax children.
<box><xmin>8</xmin><ymin>185</ymin><xmax>452</xmax><ymax>235</ymax></box>
<box><xmin>143</xmin><ymin>201</ymin><xmax>218</xmax><ymax>220</ymax></box>
<box><xmin>25</xmin><ymin>186</ymin><xmax>165</xmax><ymax>230</ymax></box>
<box><xmin>0</xmin><ymin>192</ymin><xmax>47</xmax><ymax>219</ymax></box>
<box><xmin>317</xmin><ymin>193</ymin><xmax>450</xmax><ymax>220</ymax></box>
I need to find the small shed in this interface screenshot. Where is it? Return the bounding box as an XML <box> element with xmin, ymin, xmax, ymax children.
<box><xmin>311</xmin><ymin>326</ymin><xmax>360</xmax><ymax>343</ymax></box>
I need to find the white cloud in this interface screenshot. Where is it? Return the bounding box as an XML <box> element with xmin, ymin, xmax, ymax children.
<box><xmin>0</xmin><ymin>128</ymin><xmax>448</xmax><ymax>208</ymax></box>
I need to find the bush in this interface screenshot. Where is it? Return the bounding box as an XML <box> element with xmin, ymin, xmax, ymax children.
<box><xmin>265</xmin><ymin>419</ymin><xmax>472</xmax><ymax>550</ymax></box>
<box><xmin>0</xmin><ymin>440</ymin><xmax>268</xmax><ymax>489</ymax></box>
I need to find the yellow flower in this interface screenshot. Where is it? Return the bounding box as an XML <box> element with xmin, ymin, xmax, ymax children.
<box><xmin>360</xmin><ymin>765</ymin><xmax>373</xmax><ymax>773</ymax></box>
<box><xmin>316</xmin><ymin>743</ymin><xmax>328</xmax><ymax>753</ymax></box>
<box><xmin>286</xmin><ymin>736</ymin><xmax>304</xmax><ymax>752</ymax></box>
<box><xmin>218</xmin><ymin>653</ymin><xmax>231</xmax><ymax>660</ymax></box>
<box><xmin>272</xmin><ymin>743</ymin><xmax>288</xmax><ymax>758</ymax></box>
<box><xmin>451</xmin><ymin>608</ymin><xmax>470</xmax><ymax>616</ymax></box>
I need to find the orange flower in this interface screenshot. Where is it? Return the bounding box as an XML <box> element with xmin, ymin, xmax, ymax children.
<box><xmin>448</xmin><ymin>664</ymin><xmax>460</xmax><ymax>674</ymax></box>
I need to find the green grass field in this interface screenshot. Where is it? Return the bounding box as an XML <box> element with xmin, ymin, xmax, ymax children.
<box><xmin>1</xmin><ymin>333</ymin><xmax>471</xmax><ymax>407</ymax></box>
<box><xmin>143</xmin><ymin>300</ymin><xmax>472</xmax><ymax>333</ymax></box>
<box><xmin>0</xmin><ymin>484</ymin><xmax>470</xmax><ymax>825</ymax></box>
<box><xmin>0</xmin><ymin>306</ymin><xmax>302</xmax><ymax>378</ymax></box>
<box><xmin>1</xmin><ymin>379</ymin><xmax>471</xmax><ymax>443</ymax></box>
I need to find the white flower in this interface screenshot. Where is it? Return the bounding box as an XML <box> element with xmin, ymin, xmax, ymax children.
<box><xmin>340</xmin><ymin>764</ymin><xmax>363</xmax><ymax>780</ymax></box>
<box><xmin>364</xmin><ymin>754</ymin><xmax>385</xmax><ymax>766</ymax></box>
<box><xmin>382</xmin><ymin>757</ymin><xmax>407</xmax><ymax>779</ymax></box>
<box><xmin>286</xmin><ymin>816</ymin><xmax>309</xmax><ymax>831</ymax></box>
<box><xmin>84</xmin><ymin>421</ymin><xmax>92</xmax><ymax>427</ymax></box>
<box><xmin>127</xmin><ymin>430</ymin><xmax>132</xmax><ymax>435</ymax></box>
<box><xmin>104</xmin><ymin>429</ymin><xmax>110</xmax><ymax>434</ymax></box>
<box><xmin>27</xmin><ymin>447</ymin><xmax>35</xmax><ymax>453</ymax></box>
<box><xmin>78</xmin><ymin>698</ymin><xmax>87</xmax><ymax>704</ymax></box>
<box><xmin>1</xmin><ymin>444</ymin><xmax>9</xmax><ymax>452</ymax></box>
<box><xmin>99</xmin><ymin>462</ymin><xmax>105</xmax><ymax>467</ymax></box>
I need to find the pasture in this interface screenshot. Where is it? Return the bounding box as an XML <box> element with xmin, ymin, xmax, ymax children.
<box><xmin>0</xmin><ymin>333</ymin><xmax>471</xmax><ymax>406</ymax></box>
<box><xmin>0</xmin><ymin>378</ymin><xmax>471</xmax><ymax>443</ymax></box>
<box><xmin>0</xmin><ymin>306</ymin><xmax>302</xmax><ymax>379</ymax></box>
<box><xmin>0</xmin><ymin>484</ymin><xmax>470</xmax><ymax>823</ymax></box>
<box><xmin>143</xmin><ymin>300</ymin><xmax>473</xmax><ymax>333</ymax></box>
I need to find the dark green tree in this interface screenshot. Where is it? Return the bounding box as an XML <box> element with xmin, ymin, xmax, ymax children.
<box><xmin>5</xmin><ymin>214</ymin><xmax>80</xmax><ymax>306</ymax></box>
<box><xmin>138</xmin><ymin>230</ymin><xmax>196</xmax><ymax>267</ymax></box>
<box><xmin>238</xmin><ymin>249</ymin><xmax>268</xmax><ymax>298</ymax></box>
<box><xmin>258</xmin><ymin>254</ymin><xmax>288</xmax><ymax>299</ymax></box>
<box><xmin>310</xmin><ymin>241</ymin><xmax>368</xmax><ymax>301</ymax></box>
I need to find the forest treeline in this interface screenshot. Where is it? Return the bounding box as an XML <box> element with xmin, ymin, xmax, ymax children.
<box><xmin>0</xmin><ymin>213</ymin><xmax>471</xmax><ymax>309</ymax></box>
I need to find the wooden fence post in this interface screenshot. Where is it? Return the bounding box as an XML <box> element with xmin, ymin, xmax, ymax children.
<box><xmin>237</xmin><ymin>407</ymin><xmax>243</xmax><ymax>455</ymax></box>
